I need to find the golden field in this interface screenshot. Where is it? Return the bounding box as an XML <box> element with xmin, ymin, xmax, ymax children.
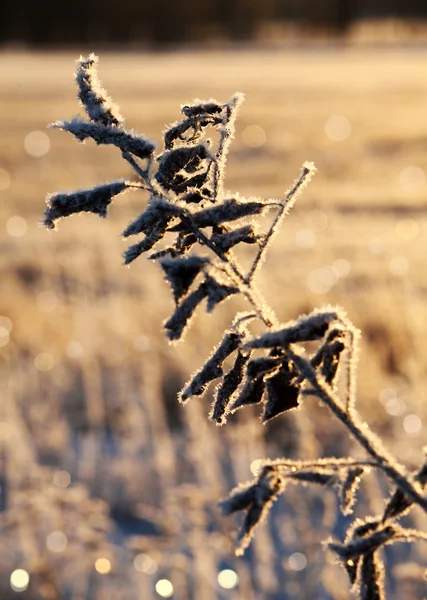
<box><xmin>0</xmin><ymin>48</ymin><xmax>426</xmax><ymax>599</ymax></box>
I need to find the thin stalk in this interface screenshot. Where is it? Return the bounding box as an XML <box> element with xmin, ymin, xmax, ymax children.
<box><xmin>179</xmin><ymin>213</ymin><xmax>277</xmax><ymax>328</ymax></box>
<box><xmin>212</xmin><ymin>130</ymin><xmax>228</xmax><ymax>201</ymax></box>
<box><xmin>389</xmin><ymin>530</ymin><xmax>427</xmax><ymax>543</ymax></box>
<box><xmin>212</xmin><ymin>95</ymin><xmax>242</xmax><ymax>201</ymax></box>
<box><xmin>246</xmin><ymin>162</ymin><xmax>316</xmax><ymax>284</ymax></box>
<box><xmin>287</xmin><ymin>347</ymin><xmax>427</xmax><ymax>512</ymax></box>
<box><xmin>230</xmin><ymin>312</ymin><xmax>257</xmax><ymax>331</ymax></box>
<box><xmin>380</xmin><ymin>460</ymin><xmax>427</xmax><ymax>526</ymax></box>
<box><xmin>262</xmin><ymin>458</ymin><xmax>379</xmax><ymax>471</ymax></box>
<box><xmin>122</xmin><ymin>151</ymin><xmax>151</xmax><ymax>182</ymax></box>
<box><xmin>345</xmin><ymin>326</ymin><xmax>360</xmax><ymax>413</ymax></box>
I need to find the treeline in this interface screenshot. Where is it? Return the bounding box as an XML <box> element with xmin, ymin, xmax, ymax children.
<box><xmin>1</xmin><ymin>0</ymin><xmax>427</xmax><ymax>46</ymax></box>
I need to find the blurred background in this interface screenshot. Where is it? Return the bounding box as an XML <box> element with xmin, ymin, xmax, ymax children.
<box><xmin>2</xmin><ymin>0</ymin><xmax>427</xmax><ymax>46</ymax></box>
<box><xmin>1</xmin><ymin>1</ymin><xmax>427</xmax><ymax>599</ymax></box>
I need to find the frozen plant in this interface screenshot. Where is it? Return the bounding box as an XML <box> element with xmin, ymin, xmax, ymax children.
<box><xmin>43</xmin><ymin>54</ymin><xmax>427</xmax><ymax>599</ymax></box>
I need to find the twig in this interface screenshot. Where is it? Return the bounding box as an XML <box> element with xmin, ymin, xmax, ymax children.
<box><xmin>287</xmin><ymin>347</ymin><xmax>427</xmax><ymax>512</ymax></box>
<box><xmin>246</xmin><ymin>162</ymin><xmax>316</xmax><ymax>284</ymax></box>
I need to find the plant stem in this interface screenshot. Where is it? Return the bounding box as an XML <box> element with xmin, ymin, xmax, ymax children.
<box><xmin>139</xmin><ymin>159</ymin><xmax>422</xmax><ymax>517</ymax></box>
<box><xmin>126</xmin><ymin>140</ymin><xmax>284</xmax><ymax>329</ymax></box>
<box><xmin>179</xmin><ymin>213</ymin><xmax>277</xmax><ymax>328</ymax></box>
<box><xmin>345</xmin><ymin>326</ymin><xmax>359</xmax><ymax>412</ymax></box>
<box><xmin>122</xmin><ymin>151</ymin><xmax>151</xmax><ymax>182</ymax></box>
<box><xmin>287</xmin><ymin>347</ymin><xmax>427</xmax><ymax>512</ymax></box>
<box><xmin>262</xmin><ymin>458</ymin><xmax>379</xmax><ymax>470</ymax></box>
<box><xmin>246</xmin><ymin>163</ymin><xmax>316</xmax><ymax>284</ymax></box>
<box><xmin>212</xmin><ymin>95</ymin><xmax>242</xmax><ymax>202</ymax></box>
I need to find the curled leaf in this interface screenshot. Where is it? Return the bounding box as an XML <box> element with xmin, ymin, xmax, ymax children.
<box><xmin>163</xmin><ymin>118</ymin><xmax>203</xmax><ymax>150</ymax></box>
<box><xmin>311</xmin><ymin>326</ymin><xmax>346</xmax><ymax>386</ymax></box>
<box><xmin>261</xmin><ymin>365</ymin><xmax>301</xmax><ymax>423</ymax></box>
<box><xmin>234</xmin><ymin>468</ymin><xmax>285</xmax><ymax>556</ymax></box>
<box><xmin>382</xmin><ymin>457</ymin><xmax>427</xmax><ymax>521</ymax></box>
<box><xmin>181</xmin><ymin>100</ymin><xmax>223</xmax><ymax>118</ymax></box>
<box><xmin>219</xmin><ymin>468</ymin><xmax>285</xmax><ymax>558</ymax></box>
<box><xmin>161</xmin><ymin>256</ymin><xmax>209</xmax><ymax>303</ymax></box>
<box><xmin>210</xmin><ymin>351</ymin><xmax>250</xmax><ymax>425</ymax></box>
<box><xmin>75</xmin><ymin>54</ymin><xmax>124</xmax><ymax>128</ymax></box>
<box><xmin>211</xmin><ymin>224</ymin><xmax>260</xmax><ymax>252</ymax></box>
<box><xmin>187</xmin><ymin>197</ymin><xmax>269</xmax><ymax>229</ymax></box>
<box><xmin>179</xmin><ymin>329</ymin><xmax>245</xmax><ymax>402</ymax></box>
<box><xmin>229</xmin><ymin>377</ymin><xmax>265</xmax><ymax>413</ymax></box>
<box><xmin>180</xmin><ymin>190</ymin><xmax>209</xmax><ymax>204</ymax></box>
<box><xmin>204</xmin><ymin>275</ymin><xmax>239</xmax><ymax>312</ymax></box>
<box><xmin>52</xmin><ymin>117</ymin><xmax>155</xmax><ymax>159</ymax></box>
<box><xmin>44</xmin><ymin>180</ymin><xmax>130</xmax><ymax>229</ymax></box>
<box><xmin>123</xmin><ymin>224</ymin><xmax>167</xmax><ymax>265</ymax></box>
<box><xmin>155</xmin><ymin>144</ymin><xmax>211</xmax><ymax>192</ymax></box>
<box><xmin>122</xmin><ymin>198</ymin><xmax>181</xmax><ymax>238</ymax></box>
<box><xmin>219</xmin><ymin>480</ymin><xmax>257</xmax><ymax>515</ymax></box>
<box><xmin>164</xmin><ymin>285</ymin><xmax>207</xmax><ymax>342</ymax></box>
<box><xmin>247</xmin><ymin>356</ymin><xmax>283</xmax><ymax>379</ymax></box>
<box><xmin>244</xmin><ymin>308</ymin><xmax>344</xmax><ymax>351</ymax></box>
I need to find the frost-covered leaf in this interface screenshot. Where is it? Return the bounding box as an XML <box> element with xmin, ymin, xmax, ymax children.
<box><xmin>179</xmin><ymin>329</ymin><xmax>245</xmax><ymax>402</ymax></box>
<box><xmin>204</xmin><ymin>275</ymin><xmax>239</xmax><ymax>312</ymax></box>
<box><xmin>261</xmin><ymin>366</ymin><xmax>300</xmax><ymax>423</ymax></box>
<box><xmin>52</xmin><ymin>118</ymin><xmax>155</xmax><ymax>159</ymax></box>
<box><xmin>164</xmin><ymin>285</ymin><xmax>207</xmax><ymax>342</ymax></box>
<box><xmin>44</xmin><ymin>180</ymin><xmax>130</xmax><ymax>229</ymax></box>
<box><xmin>161</xmin><ymin>256</ymin><xmax>209</xmax><ymax>303</ymax></box>
<box><xmin>75</xmin><ymin>54</ymin><xmax>124</xmax><ymax>128</ymax></box>
<box><xmin>210</xmin><ymin>351</ymin><xmax>250</xmax><ymax>425</ymax></box>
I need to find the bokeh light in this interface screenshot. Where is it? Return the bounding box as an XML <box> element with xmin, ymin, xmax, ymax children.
<box><xmin>325</xmin><ymin>115</ymin><xmax>351</xmax><ymax>141</ymax></box>
<box><xmin>288</xmin><ymin>552</ymin><xmax>307</xmax><ymax>571</ymax></box>
<box><xmin>307</xmin><ymin>267</ymin><xmax>337</xmax><ymax>294</ymax></box>
<box><xmin>34</xmin><ymin>353</ymin><xmax>54</xmax><ymax>372</ymax></box>
<box><xmin>295</xmin><ymin>228</ymin><xmax>316</xmax><ymax>249</ymax></box>
<box><xmin>10</xmin><ymin>569</ymin><xmax>30</xmax><ymax>592</ymax></box>
<box><xmin>384</xmin><ymin>397</ymin><xmax>405</xmax><ymax>417</ymax></box>
<box><xmin>46</xmin><ymin>531</ymin><xmax>68</xmax><ymax>553</ymax></box>
<box><xmin>395</xmin><ymin>218</ymin><xmax>419</xmax><ymax>241</ymax></box>
<box><xmin>95</xmin><ymin>558</ymin><xmax>111</xmax><ymax>574</ymax></box>
<box><xmin>250</xmin><ymin>459</ymin><xmax>262</xmax><ymax>476</ymax></box>
<box><xmin>24</xmin><ymin>130</ymin><xmax>50</xmax><ymax>157</ymax></box>
<box><xmin>399</xmin><ymin>166</ymin><xmax>425</xmax><ymax>191</ymax></box>
<box><xmin>332</xmin><ymin>258</ymin><xmax>351</xmax><ymax>278</ymax></box>
<box><xmin>242</xmin><ymin>124</ymin><xmax>266</xmax><ymax>148</ymax></box>
<box><xmin>66</xmin><ymin>341</ymin><xmax>83</xmax><ymax>358</ymax></box>
<box><xmin>133</xmin><ymin>553</ymin><xmax>158</xmax><ymax>575</ymax></box>
<box><xmin>155</xmin><ymin>578</ymin><xmax>173</xmax><ymax>597</ymax></box>
<box><xmin>53</xmin><ymin>470</ymin><xmax>71</xmax><ymax>488</ymax></box>
<box><xmin>389</xmin><ymin>256</ymin><xmax>409</xmax><ymax>276</ymax></box>
<box><xmin>403</xmin><ymin>414</ymin><xmax>422</xmax><ymax>437</ymax></box>
<box><xmin>6</xmin><ymin>215</ymin><xmax>27</xmax><ymax>237</ymax></box>
<box><xmin>217</xmin><ymin>569</ymin><xmax>239</xmax><ymax>589</ymax></box>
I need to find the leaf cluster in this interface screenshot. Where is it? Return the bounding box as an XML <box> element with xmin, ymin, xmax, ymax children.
<box><xmin>43</xmin><ymin>55</ymin><xmax>427</xmax><ymax>600</ymax></box>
